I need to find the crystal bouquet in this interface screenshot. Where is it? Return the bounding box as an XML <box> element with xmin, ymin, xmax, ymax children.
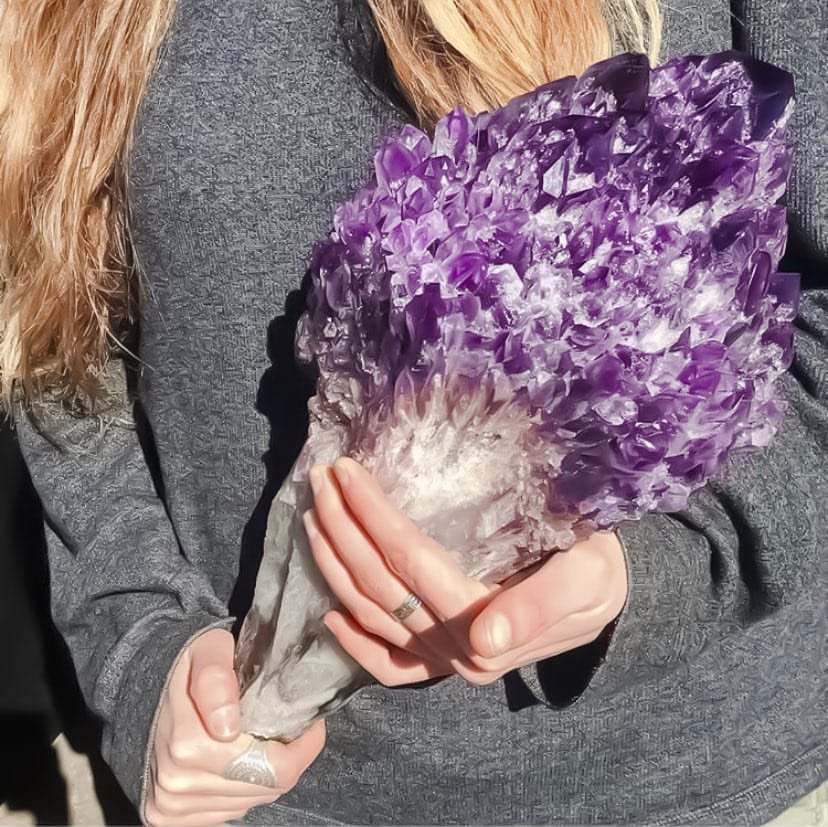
<box><xmin>235</xmin><ymin>51</ymin><xmax>798</xmax><ymax>739</ymax></box>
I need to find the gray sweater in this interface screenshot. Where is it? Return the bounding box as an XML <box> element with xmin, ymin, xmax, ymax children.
<box><xmin>16</xmin><ymin>0</ymin><xmax>827</xmax><ymax>823</ymax></box>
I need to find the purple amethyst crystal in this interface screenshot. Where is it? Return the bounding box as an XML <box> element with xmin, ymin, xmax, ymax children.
<box><xmin>296</xmin><ymin>50</ymin><xmax>797</xmax><ymax>540</ymax></box>
<box><xmin>236</xmin><ymin>51</ymin><xmax>798</xmax><ymax>741</ymax></box>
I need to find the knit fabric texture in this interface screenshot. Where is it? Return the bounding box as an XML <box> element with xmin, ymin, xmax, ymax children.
<box><xmin>16</xmin><ymin>0</ymin><xmax>827</xmax><ymax>823</ymax></box>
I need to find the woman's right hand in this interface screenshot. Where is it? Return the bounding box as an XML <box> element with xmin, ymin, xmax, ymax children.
<box><xmin>144</xmin><ymin>628</ymin><xmax>326</xmax><ymax>827</ymax></box>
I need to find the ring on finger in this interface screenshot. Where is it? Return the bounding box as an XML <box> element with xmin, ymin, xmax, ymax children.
<box><xmin>389</xmin><ymin>592</ymin><xmax>422</xmax><ymax>622</ymax></box>
<box><xmin>222</xmin><ymin>738</ymin><xmax>278</xmax><ymax>788</ymax></box>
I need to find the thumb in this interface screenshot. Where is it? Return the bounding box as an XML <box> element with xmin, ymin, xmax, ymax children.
<box><xmin>186</xmin><ymin>628</ymin><xmax>242</xmax><ymax>741</ymax></box>
<box><xmin>469</xmin><ymin>560</ymin><xmax>561</xmax><ymax>659</ymax></box>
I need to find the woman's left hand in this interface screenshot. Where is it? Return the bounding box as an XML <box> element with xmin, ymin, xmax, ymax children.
<box><xmin>304</xmin><ymin>457</ymin><xmax>628</xmax><ymax>687</ymax></box>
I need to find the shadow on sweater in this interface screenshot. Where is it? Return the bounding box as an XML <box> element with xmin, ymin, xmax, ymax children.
<box><xmin>230</xmin><ymin>275</ymin><xmax>317</xmax><ymax>629</ymax></box>
<box><xmin>0</xmin><ymin>423</ymin><xmax>139</xmax><ymax>825</ymax></box>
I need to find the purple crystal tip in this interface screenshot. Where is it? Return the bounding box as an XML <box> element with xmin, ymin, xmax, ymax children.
<box><xmin>296</xmin><ymin>51</ymin><xmax>798</xmax><ymax>526</ymax></box>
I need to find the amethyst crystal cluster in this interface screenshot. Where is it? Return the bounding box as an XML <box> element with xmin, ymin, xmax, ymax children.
<box><xmin>236</xmin><ymin>51</ymin><xmax>798</xmax><ymax>740</ymax></box>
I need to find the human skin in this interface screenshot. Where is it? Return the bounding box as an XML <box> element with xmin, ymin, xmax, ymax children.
<box><xmin>305</xmin><ymin>457</ymin><xmax>629</xmax><ymax>686</ymax></box>
<box><xmin>144</xmin><ymin>629</ymin><xmax>326</xmax><ymax>827</ymax></box>
<box><xmin>144</xmin><ymin>457</ymin><xmax>626</xmax><ymax>826</ymax></box>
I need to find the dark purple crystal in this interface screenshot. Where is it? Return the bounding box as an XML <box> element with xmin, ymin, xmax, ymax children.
<box><xmin>295</xmin><ymin>51</ymin><xmax>798</xmax><ymax>533</ymax></box>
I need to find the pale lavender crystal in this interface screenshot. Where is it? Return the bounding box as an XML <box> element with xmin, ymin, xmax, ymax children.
<box><xmin>236</xmin><ymin>51</ymin><xmax>798</xmax><ymax>740</ymax></box>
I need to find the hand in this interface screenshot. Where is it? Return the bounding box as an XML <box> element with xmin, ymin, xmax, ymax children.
<box><xmin>305</xmin><ymin>458</ymin><xmax>628</xmax><ymax>687</ymax></box>
<box><xmin>144</xmin><ymin>629</ymin><xmax>326</xmax><ymax>827</ymax></box>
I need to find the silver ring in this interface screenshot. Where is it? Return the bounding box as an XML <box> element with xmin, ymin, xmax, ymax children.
<box><xmin>390</xmin><ymin>592</ymin><xmax>422</xmax><ymax>622</ymax></box>
<box><xmin>223</xmin><ymin>738</ymin><xmax>278</xmax><ymax>788</ymax></box>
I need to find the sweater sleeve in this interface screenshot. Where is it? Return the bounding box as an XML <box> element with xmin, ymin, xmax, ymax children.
<box><xmin>516</xmin><ymin>281</ymin><xmax>827</xmax><ymax>707</ymax></box>
<box><xmin>14</xmin><ymin>360</ymin><xmax>233</xmax><ymax>806</ymax></box>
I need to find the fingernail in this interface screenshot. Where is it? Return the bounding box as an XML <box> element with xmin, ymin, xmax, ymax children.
<box><xmin>309</xmin><ymin>466</ymin><xmax>325</xmax><ymax>497</ymax></box>
<box><xmin>303</xmin><ymin>509</ymin><xmax>318</xmax><ymax>539</ymax></box>
<box><xmin>209</xmin><ymin>704</ymin><xmax>241</xmax><ymax>739</ymax></box>
<box><xmin>485</xmin><ymin>614</ymin><xmax>512</xmax><ymax>657</ymax></box>
<box><xmin>333</xmin><ymin>458</ymin><xmax>350</xmax><ymax>487</ymax></box>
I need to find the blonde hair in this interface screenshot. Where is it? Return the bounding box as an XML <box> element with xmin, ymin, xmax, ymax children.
<box><xmin>0</xmin><ymin>0</ymin><xmax>177</xmax><ymax>406</ymax></box>
<box><xmin>0</xmin><ymin>0</ymin><xmax>661</xmax><ymax>407</ymax></box>
<box><xmin>368</xmin><ymin>0</ymin><xmax>661</xmax><ymax>126</ymax></box>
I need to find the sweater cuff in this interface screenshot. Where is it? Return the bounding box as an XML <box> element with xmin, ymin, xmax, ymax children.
<box><xmin>513</xmin><ymin>527</ymin><xmax>630</xmax><ymax>709</ymax></box>
<box><xmin>516</xmin><ymin>509</ymin><xmax>710</xmax><ymax>708</ymax></box>
<box><xmin>101</xmin><ymin>612</ymin><xmax>235</xmax><ymax>809</ymax></box>
<box><xmin>578</xmin><ymin>509</ymin><xmax>720</xmax><ymax>700</ymax></box>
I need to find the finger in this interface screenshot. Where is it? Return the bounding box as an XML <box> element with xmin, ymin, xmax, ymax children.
<box><xmin>456</xmin><ymin>627</ymin><xmax>607</xmax><ymax>683</ymax></box>
<box><xmin>154</xmin><ymin>735</ymin><xmax>283</xmax><ymax>798</ymax></box>
<box><xmin>308</xmin><ymin>467</ymin><xmax>476</xmax><ymax>660</ymax></box>
<box><xmin>186</xmin><ymin>629</ymin><xmax>242</xmax><ymax>741</ymax></box>
<box><xmin>159</xmin><ymin>641</ymin><xmax>247</xmax><ymax>781</ymax></box>
<box><xmin>516</xmin><ymin>628</ymin><xmax>607</xmax><ymax>665</ymax></box>
<box><xmin>324</xmin><ymin>610</ymin><xmax>452</xmax><ymax>686</ymax></box>
<box><xmin>469</xmin><ymin>532</ymin><xmax>626</xmax><ymax>659</ymax></box>
<box><xmin>146</xmin><ymin>763</ymin><xmax>265</xmax><ymax>827</ymax></box>
<box><xmin>305</xmin><ymin>508</ymin><xmax>445</xmax><ymax>662</ymax></box>
<box><xmin>463</xmin><ymin>598</ymin><xmax>616</xmax><ymax>674</ymax></box>
<box><xmin>150</xmin><ymin>785</ymin><xmax>278</xmax><ymax>820</ymax></box>
<box><xmin>144</xmin><ymin>797</ymin><xmax>253</xmax><ymax>827</ymax></box>
<box><xmin>162</xmin><ymin>725</ymin><xmax>323</xmax><ymax>793</ymax></box>
<box><xmin>436</xmin><ymin>627</ymin><xmax>602</xmax><ymax>686</ymax></box>
<box><xmin>271</xmin><ymin>719</ymin><xmax>327</xmax><ymax>790</ymax></box>
<box><xmin>304</xmin><ymin>480</ymin><xmax>401</xmax><ymax>603</ymax></box>
<box><xmin>309</xmin><ymin>466</ymin><xmax>427</xmax><ymax>617</ymax></box>
<box><xmin>322</xmin><ymin>458</ymin><xmax>490</xmax><ymax>620</ymax></box>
